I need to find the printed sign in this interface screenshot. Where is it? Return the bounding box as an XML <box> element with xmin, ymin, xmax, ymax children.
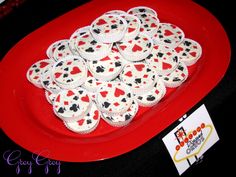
<box><xmin>162</xmin><ymin>104</ymin><xmax>219</xmax><ymax>175</ymax></box>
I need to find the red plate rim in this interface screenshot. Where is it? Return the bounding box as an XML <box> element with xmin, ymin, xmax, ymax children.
<box><xmin>0</xmin><ymin>0</ymin><xmax>230</xmax><ymax>162</ymax></box>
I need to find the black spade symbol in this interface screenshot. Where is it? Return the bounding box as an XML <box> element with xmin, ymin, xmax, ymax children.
<box><xmin>178</xmin><ymin>65</ymin><xmax>184</xmax><ymax>71</ymax></box>
<box><xmin>125</xmin><ymin>114</ymin><xmax>132</xmax><ymax>120</ymax></box>
<box><xmin>139</xmin><ymin>9</ymin><xmax>146</xmax><ymax>12</ymax></box>
<box><xmin>173</xmin><ymin>77</ymin><xmax>181</xmax><ymax>82</ymax></box>
<box><xmin>147</xmin><ymin>43</ymin><xmax>152</xmax><ymax>48</ymax></box>
<box><xmin>85</xmin><ymin>47</ymin><xmax>95</xmax><ymax>53</ymax></box>
<box><xmin>127</xmin><ymin>93</ymin><xmax>131</xmax><ymax>98</ymax></box>
<box><xmin>56</xmin><ymin>62</ymin><xmax>63</xmax><ymax>67</ymax></box>
<box><xmin>138</xmin><ymin>96</ymin><xmax>143</xmax><ymax>100</ymax></box>
<box><xmin>147</xmin><ymin>54</ymin><xmax>153</xmax><ymax>59</ymax></box>
<box><xmin>90</xmin><ymin>40</ymin><xmax>97</xmax><ymax>45</ymax></box>
<box><xmin>106</xmin><ymin>116</ymin><xmax>113</xmax><ymax>121</ymax></box>
<box><xmin>111</xmin><ymin>24</ymin><xmax>118</xmax><ymax>29</ymax></box>
<box><xmin>63</xmin><ymin>73</ymin><xmax>68</xmax><ymax>78</ymax></box>
<box><xmin>73</xmin><ymin>96</ymin><xmax>79</xmax><ymax>100</ymax></box>
<box><xmin>141</xmin><ymin>14</ymin><xmax>147</xmax><ymax>18</ymax></box>
<box><xmin>127</xmin><ymin>83</ymin><xmax>132</xmax><ymax>87</ymax></box>
<box><xmin>35</xmin><ymin>69</ymin><xmax>40</xmax><ymax>73</ymax></box>
<box><xmin>58</xmin><ymin>107</ymin><xmax>64</xmax><ymax>113</ymax></box>
<box><xmin>119</xmin><ymin>20</ymin><xmax>123</xmax><ymax>24</ymax></box>
<box><xmin>78</xmin><ymin>90</ymin><xmax>83</xmax><ymax>94</ymax></box>
<box><xmin>88</xmin><ymin>79</ymin><xmax>93</xmax><ymax>84</ymax></box>
<box><xmin>87</xmin><ymin>119</ymin><xmax>92</xmax><ymax>124</ymax></box>
<box><xmin>64</xmin><ymin>67</ymin><xmax>69</xmax><ymax>71</ymax></box>
<box><xmin>115</xmin><ymin>62</ymin><xmax>121</xmax><ymax>67</ymax></box>
<box><xmin>147</xmin><ymin>95</ymin><xmax>155</xmax><ymax>101</ymax></box>
<box><xmin>93</xmin><ymin>29</ymin><xmax>101</xmax><ymax>34</ymax></box>
<box><xmin>103</xmin><ymin>102</ymin><xmax>110</xmax><ymax>108</ymax></box>
<box><xmin>157</xmin><ymin>52</ymin><xmax>164</xmax><ymax>57</ymax></box>
<box><xmin>164</xmin><ymin>39</ymin><xmax>171</xmax><ymax>43</ymax></box>
<box><xmin>80</xmin><ymin>32</ymin><xmax>86</xmax><ymax>36</ymax></box>
<box><xmin>135</xmin><ymin>36</ymin><xmax>140</xmax><ymax>40</ymax></box>
<box><xmin>185</xmin><ymin>48</ymin><xmax>190</xmax><ymax>52</ymax></box>
<box><xmin>43</xmin><ymin>81</ymin><xmax>49</xmax><ymax>86</ymax></box>
<box><xmin>173</xmin><ymin>56</ymin><xmax>178</xmax><ymax>62</ymax></box>
<box><xmin>144</xmin><ymin>24</ymin><xmax>149</xmax><ymax>28</ymax></box>
<box><xmin>58</xmin><ymin>45</ymin><xmax>65</xmax><ymax>51</ymax></box>
<box><xmin>135</xmin><ymin>78</ymin><xmax>141</xmax><ymax>84</ymax></box>
<box><xmin>164</xmin><ymin>77</ymin><xmax>169</xmax><ymax>81</ymax></box>
<box><xmin>121</xmin><ymin>98</ymin><xmax>127</xmax><ymax>102</ymax></box>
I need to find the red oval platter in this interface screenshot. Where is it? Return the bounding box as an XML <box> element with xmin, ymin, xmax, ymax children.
<box><xmin>0</xmin><ymin>0</ymin><xmax>230</xmax><ymax>162</ymax></box>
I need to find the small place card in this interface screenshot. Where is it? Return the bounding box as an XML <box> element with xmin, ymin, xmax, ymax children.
<box><xmin>162</xmin><ymin>104</ymin><xmax>219</xmax><ymax>175</ymax></box>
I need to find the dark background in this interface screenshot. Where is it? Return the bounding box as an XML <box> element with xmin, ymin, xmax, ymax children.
<box><xmin>0</xmin><ymin>0</ymin><xmax>235</xmax><ymax>176</ymax></box>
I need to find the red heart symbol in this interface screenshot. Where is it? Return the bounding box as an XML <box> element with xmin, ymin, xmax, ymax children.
<box><xmin>162</xmin><ymin>62</ymin><xmax>172</xmax><ymax>70</ymax></box>
<box><xmin>132</xmin><ymin>44</ymin><xmax>142</xmax><ymax>52</ymax></box>
<box><xmin>134</xmin><ymin>64</ymin><xmax>145</xmax><ymax>71</ymax></box>
<box><xmin>125</xmin><ymin>71</ymin><xmax>132</xmax><ymax>77</ymax></box>
<box><xmin>151</xmin><ymin>23</ymin><xmax>157</xmax><ymax>28</ymax></box>
<box><xmin>190</xmin><ymin>52</ymin><xmax>197</xmax><ymax>57</ymax></box>
<box><xmin>100</xmin><ymin>91</ymin><xmax>108</xmax><ymax>98</ymax></box>
<box><xmin>119</xmin><ymin>45</ymin><xmax>127</xmax><ymax>51</ymax></box>
<box><xmin>153</xmin><ymin>45</ymin><xmax>159</xmax><ymax>50</ymax></box>
<box><xmin>54</xmin><ymin>72</ymin><xmax>62</xmax><ymax>78</ymax></box>
<box><xmin>164</xmin><ymin>30</ymin><xmax>173</xmax><ymax>36</ymax></box>
<box><xmin>175</xmin><ymin>46</ymin><xmax>184</xmax><ymax>53</ymax></box>
<box><xmin>93</xmin><ymin>110</ymin><xmax>99</xmax><ymax>120</ymax></box>
<box><xmin>67</xmin><ymin>90</ymin><xmax>74</xmax><ymax>96</ymax></box>
<box><xmin>112</xmin><ymin>47</ymin><xmax>119</xmax><ymax>52</ymax></box>
<box><xmin>78</xmin><ymin>41</ymin><xmax>85</xmax><ymax>46</ymax></box>
<box><xmin>29</xmin><ymin>70</ymin><xmax>33</xmax><ymax>75</ymax></box>
<box><xmin>114</xmin><ymin>88</ymin><xmax>125</xmax><ymax>97</ymax></box>
<box><xmin>40</xmin><ymin>62</ymin><xmax>49</xmax><ymax>68</ymax></box>
<box><xmin>96</xmin><ymin>19</ymin><xmax>107</xmax><ymax>25</ymax></box>
<box><xmin>113</xmin><ymin>102</ymin><xmax>120</xmax><ymax>106</ymax></box>
<box><xmin>128</xmin><ymin>27</ymin><xmax>135</xmax><ymax>33</ymax></box>
<box><xmin>70</xmin><ymin>66</ymin><xmax>81</xmax><ymax>75</ymax></box>
<box><xmin>100</xmin><ymin>56</ymin><xmax>111</xmax><ymax>61</ymax></box>
<box><xmin>56</xmin><ymin>95</ymin><xmax>60</xmax><ymax>102</ymax></box>
<box><xmin>143</xmin><ymin>37</ymin><xmax>148</xmax><ymax>41</ymax></box>
<box><xmin>82</xmin><ymin>34</ymin><xmax>89</xmax><ymax>38</ymax></box>
<box><xmin>78</xmin><ymin>119</ymin><xmax>85</xmax><ymax>126</ymax></box>
<box><xmin>81</xmin><ymin>95</ymin><xmax>90</xmax><ymax>102</ymax></box>
<box><xmin>87</xmin><ymin>71</ymin><xmax>93</xmax><ymax>77</ymax></box>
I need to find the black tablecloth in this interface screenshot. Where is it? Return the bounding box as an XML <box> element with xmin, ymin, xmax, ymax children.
<box><xmin>1</xmin><ymin>0</ymin><xmax>235</xmax><ymax>176</ymax></box>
